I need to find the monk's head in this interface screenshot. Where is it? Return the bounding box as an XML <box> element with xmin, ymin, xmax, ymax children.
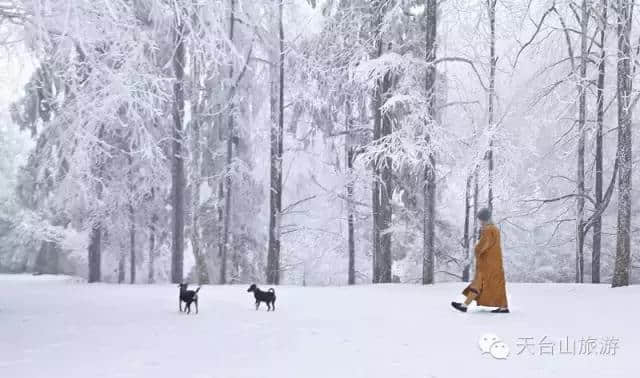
<box><xmin>476</xmin><ymin>208</ymin><xmax>492</xmax><ymax>226</ymax></box>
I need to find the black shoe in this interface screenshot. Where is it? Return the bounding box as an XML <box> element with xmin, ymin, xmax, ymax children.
<box><xmin>491</xmin><ymin>308</ymin><xmax>510</xmax><ymax>313</ymax></box>
<box><xmin>451</xmin><ymin>302</ymin><xmax>467</xmax><ymax>312</ymax></box>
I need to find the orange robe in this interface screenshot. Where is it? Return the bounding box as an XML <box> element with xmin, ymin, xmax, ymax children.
<box><xmin>462</xmin><ymin>223</ymin><xmax>509</xmax><ymax>308</ymax></box>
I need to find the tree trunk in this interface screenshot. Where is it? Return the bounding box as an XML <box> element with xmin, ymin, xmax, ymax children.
<box><xmin>462</xmin><ymin>175</ymin><xmax>471</xmax><ymax>282</ymax></box>
<box><xmin>266</xmin><ymin>0</ymin><xmax>284</xmax><ymax>285</ymax></box>
<box><xmin>612</xmin><ymin>0</ymin><xmax>633</xmax><ymax>287</ymax></box>
<box><xmin>88</xmin><ymin>125</ymin><xmax>105</xmax><ymax>283</ymax></box>
<box><xmin>171</xmin><ymin>16</ymin><xmax>186</xmax><ymax>284</ymax></box>
<box><xmin>189</xmin><ymin>11</ymin><xmax>210</xmax><ymax>285</ymax></box>
<box><xmin>472</xmin><ymin>168</ymin><xmax>479</xmax><ymax>244</ymax></box>
<box><xmin>371</xmin><ymin>4</ymin><xmax>383</xmax><ymax>284</ymax></box>
<box><xmin>486</xmin><ymin>0</ymin><xmax>497</xmax><ymax>213</ymax></box>
<box><xmin>422</xmin><ymin>157</ymin><xmax>436</xmax><ymax>285</ymax></box>
<box><xmin>221</xmin><ymin>0</ymin><xmax>236</xmax><ymax>285</ymax></box>
<box><xmin>217</xmin><ymin>180</ymin><xmax>225</xmax><ymax>276</ymax></box>
<box><xmin>345</xmin><ymin>100</ymin><xmax>356</xmax><ymax>285</ymax></box>
<box><xmin>470</xmin><ymin>167</ymin><xmax>479</xmax><ymax>279</ymax></box>
<box><xmin>128</xmin><ymin>153</ymin><xmax>136</xmax><ymax>284</ymax></box>
<box><xmin>118</xmin><ymin>252</ymin><xmax>125</xmax><ymax>284</ymax></box>
<box><xmin>88</xmin><ymin>225</ymin><xmax>102</xmax><ymax>283</ymax></box>
<box><xmin>422</xmin><ymin>0</ymin><xmax>437</xmax><ymax>285</ymax></box>
<box><xmin>190</xmin><ymin>95</ymin><xmax>205</xmax><ymax>285</ymax></box>
<box><xmin>593</xmin><ymin>0</ymin><xmax>607</xmax><ymax>284</ymax></box>
<box><xmin>35</xmin><ymin>241</ymin><xmax>59</xmax><ymax>275</ymax></box>
<box><xmin>148</xmin><ymin>186</ymin><xmax>156</xmax><ymax>284</ymax></box>
<box><xmin>574</xmin><ymin>0</ymin><xmax>589</xmax><ymax>284</ymax></box>
<box><xmin>372</xmin><ymin>82</ymin><xmax>391</xmax><ymax>283</ymax></box>
<box><xmin>371</xmin><ymin>0</ymin><xmax>393</xmax><ymax>284</ymax></box>
<box><xmin>380</xmin><ymin>70</ymin><xmax>393</xmax><ymax>284</ymax></box>
<box><xmin>148</xmin><ymin>202</ymin><xmax>156</xmax><ymax>284</ymax></box>
<box><xmin>371</xmin><ymin>158</ymin><xmax>380</xmax><ymax>283</ymax></box>
<box><xmin>129</xmin><ymin>204</ymin><xmax>136</xmax><ymax>284</ymax></box>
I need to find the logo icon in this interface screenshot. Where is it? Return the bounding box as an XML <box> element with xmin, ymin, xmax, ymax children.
<box><xmin>479</xmin><ymin>333</ymin><xmax>510</xmax><ymax>359</ymax></box>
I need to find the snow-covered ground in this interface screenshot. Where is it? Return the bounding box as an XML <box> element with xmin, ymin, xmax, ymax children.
<box><xmin>1</xmin><ymin>274</ymin><xmax>637</xmax><ymax>378</ymax></box>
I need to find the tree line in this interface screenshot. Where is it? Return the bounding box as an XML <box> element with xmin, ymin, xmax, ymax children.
<box><xmin>0</xmin><ymin>0</ymin><xmax>636</xmax><ymax>287</ymax></box>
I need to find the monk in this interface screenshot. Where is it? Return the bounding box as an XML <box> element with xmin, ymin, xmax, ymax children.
<box><xmin>451</xmin><ymin>208</ymin><xmax>509</xmax><ymax>313</ymax></box>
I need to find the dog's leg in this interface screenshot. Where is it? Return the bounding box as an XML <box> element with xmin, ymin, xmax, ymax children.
<box><xmin>271</xmin><ymin>300</ymin><xmax>275</xmax><ymax>311</ymax></box>
<box><xmin>195</xmin><ymin>299</ymin><xmax>198</xmax><ymax>314</ymax></box>
<box><xmin>255</xmin><ymin>301</ymin><xmax>260</xmax><ymax>310</ymax></box>
<box><xmin>179</xmin><ymin>299</ymin><xmax>182</xmax><ymax>312</ymax></box>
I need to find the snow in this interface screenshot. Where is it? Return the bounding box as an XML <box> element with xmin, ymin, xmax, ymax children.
<box><xmin>0</xmin><ymin>275</ymin><xmax>637</xmax><ymax>378</ymax></box>
<box><xmin>0</xmin><ymin>273</ymin><xmax>84</xmax><ymax>283</ymax></box>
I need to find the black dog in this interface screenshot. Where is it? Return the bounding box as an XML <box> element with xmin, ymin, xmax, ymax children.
<box><xmin>178</xmin><ymin>283</ymin><xmax>200</xmax><ymax>314</ymax></box>
<box><xmin>247</xmin><ymin>284</ymin><xmax>276</xmax><ymax>311</ymax></box>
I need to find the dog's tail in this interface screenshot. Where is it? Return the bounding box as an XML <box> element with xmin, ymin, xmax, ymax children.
<box><xmin>268</xmin><ymin>288</ymin><xmax>275</xmax><ymax>293</ymax></box>
<box><xmin>195</xmin><ymin>287</ymin><xmax>201</xmax><ymax>293</ymax></box>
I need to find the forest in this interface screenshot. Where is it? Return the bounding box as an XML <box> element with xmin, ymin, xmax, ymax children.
<box><xmin>0</xmin><ymin>0</ymin><xmax>638</xmax><ymax>287</ymax></box>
